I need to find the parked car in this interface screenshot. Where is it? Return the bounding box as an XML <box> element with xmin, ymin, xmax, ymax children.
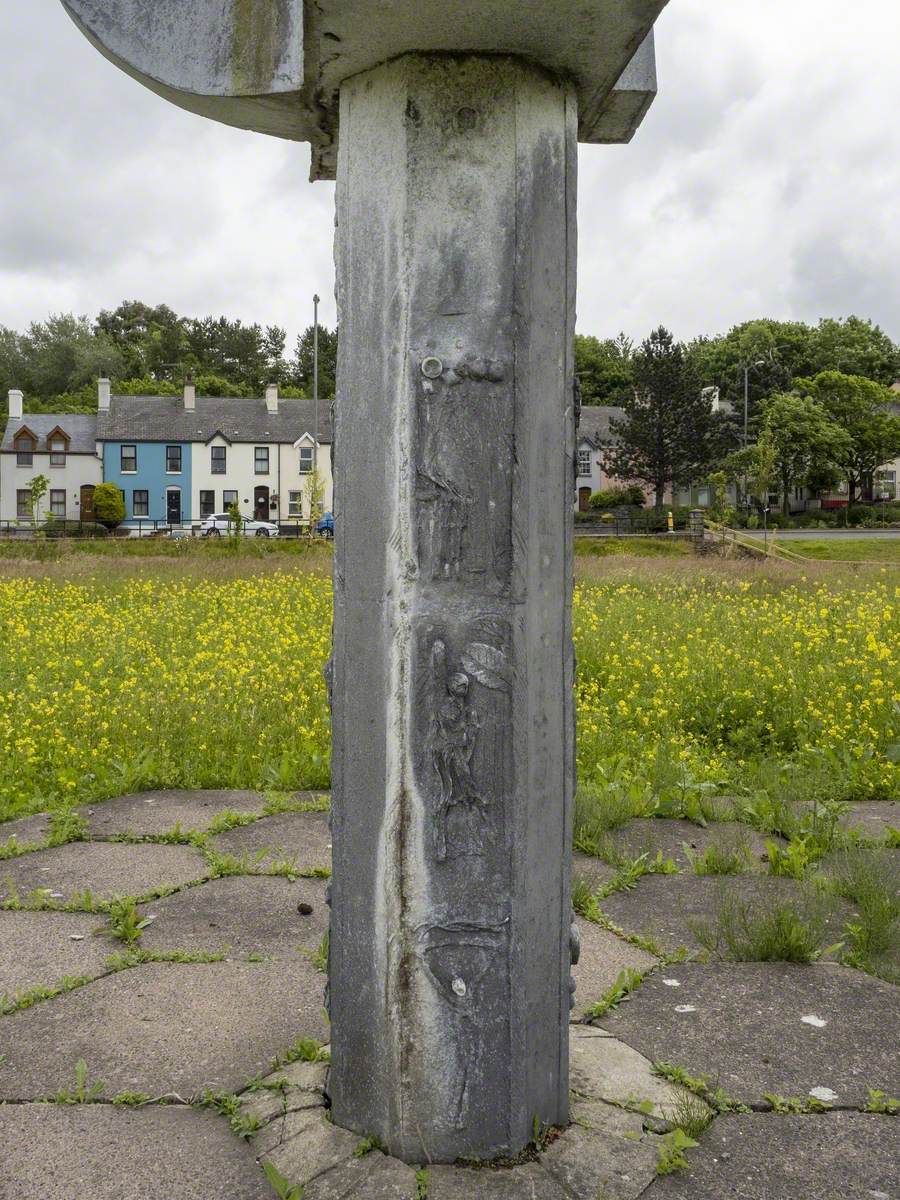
<box><xmin>317</xmin><ymin>511</ymin><xmax>334</xmax><ymax>538</ymax></box>
<box><xmin>201</xmin><ymin>513</ymin><xmax>279</xmax><ymax>538</ymax></box>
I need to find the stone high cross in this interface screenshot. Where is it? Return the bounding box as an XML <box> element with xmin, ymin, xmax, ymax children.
<box><xmin>61</xmin><ymin>0</ymin><xmax>667</xmax><ymax>1165</ymax></box>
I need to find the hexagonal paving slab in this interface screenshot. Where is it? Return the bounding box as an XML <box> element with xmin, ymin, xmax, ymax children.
<box><xmin>0</xmin><ymin>960</ymin><xmax>328</xmax><ymax>1100</ymax></box>
<box><xmin>0</xmin><ymin>1104</ymin><xmax>273</xmax><ymax>1200</ymax></box>
<box><xmin>80</xmin><ymin>789</ymin><xmax>271</xmax><ymax>837</ymax></box>
<box><xmin>0</xmin><ymin>842</ymin><xmax>209</xmax><ymax>904</ymax></box>
<box><xmin>599</xmin><ymin>872</ymin><xmax>849</xmax><ymax>955</ymax></box>
<box><xmin>571</xmin><ymin>918</ymin><xmax>657</xmax><ymax>1017</ymax></box>
<box><xmin>602</xmin><ymin>962</ymin><xmax>900</xmax><ymax>1106</ymax></box>
<box><xmin>139</xmin><ymin>875</ymin><xmax>329</xmax><ymax>957</ymax></box>
<box><xmin>209</xmin><ymin>810</ymin><xmax>332</xmax><ymax>872</ymax></box>
<box><xmin>0</xmin><ymin>911</ymin><xmax>112</xmax><ymax>999</ymax></box>
<box><xmin>0</xmin><ymin>812</ymin><xmax>52</xmax><ymax>847</ymax></box>
<box><xmin>596</xmin><ymin>818</ymin><xmax>772</xmax><ymax>870</ymax></box>
<box><xmin>644</xmin><ymin>1113</ymin><xmax>900</xmax><ymax>1200</ymax></box>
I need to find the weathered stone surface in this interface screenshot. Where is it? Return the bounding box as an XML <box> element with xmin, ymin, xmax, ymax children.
<box><xmin>570</xmin><ymin>1025</ymin><xmax>705</xmax><ymax>1124</ymax></box>
<box><xmin>540</xmin><ymin>1123</ymin><xmax>658</xmax><ymax>1200</ymax></box>
<box><xmin>0</xmin><ymin>812</ymin><xmax>51</xmax><ymax>846</ymax></box>
<box><xmin>81</xmin><ymin>789</ymin><xmax>270</xmax><ymax>836</ymax></box>
<box><xmin>427</xmin><ymin>1163</ymin><xmax>570</xmax><ymax>1199</ymax></box>
<box><xmin>0</xmin><ymin>1104</ymin><xmax>273</xmax><ymax>1200</ymax></box>
<box><xmin>0</xmin><ymin>842</ymin><xmax>209</xmax><ymax>903</ymax></box>
<box><xmin>61</xmin><ymin>0</ymin><xmax>665</xmax><ymax>171</ymax></box>
<box><xmin>644</xmin><ymin>1113</ymin><xmax>900</xmax><ymax>1200</ymax></box>
<box><xmin>255</xmin><ymin>1107</ymin><xmax>359</xmax><ymax>1188</ymax></box>
<box><xmin>571</xmin><ymin>919</ymin><xmax>657</xmax><ymax>1017</ymax></box>
<box><xmin>603</xmin><ymin>962</ymin><xmax>900</xmax><ymax>1105</ymax></box>
<box><xmin>302</xmin><ymin>1154</ymin><xmax>420</xmax><ymax>1200</ymax></box>
<box><xmin>843</xmin><ymin>799</ymin><xmax>899</xmax><ymax>840</ymax></box>
<box><xmin>209</xmin><ymin>811</ymin><xmax>331</xmax><ymax>873</ymax></box>
<box><xmin>0</xmin><ymin>961</ymin><xmax>327</xmax><ymax>1100</ymax></box>
<box><xmin>0</xmin><ymin>911</ymin><xmax>111</xmax><ymax>998</ymax></box>
<box><xmin>599</xmin><ymin>872</ymin><xmax>847</xmax><ymax>955</ymax></box>
<box><xmin>599</xmin><ymin>818</ymin><xmax>771</xmax><ymax>870</ymax></box>
<box><xmin>139</xmin><ymin>875</ymin><xmax>328</xmax><ymax>957</ymax></box>
<box><xmin>328</xmin><ymin>52</ymin><xmax>577</xmax><ymax>1164</ymax></box>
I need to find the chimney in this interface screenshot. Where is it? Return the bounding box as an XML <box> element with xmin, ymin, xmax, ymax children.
<box><xmin>98</xmin><ymin>378</ymin><xmax>111</xmax><ymax>412</ymax></box>
<box><xmin>184</xmin><ymin>375</ymin><xmax>196</xmax><ymax>411</ymax></box>
<box><xmin>265</xmin><ymin>383</ymin><xmax>279</xmax><ymax>414</ymax></box>
<box><xmin>8</xmin><ymin>389</ymin><xmax>23</xmax><ymax>420</ymax></box>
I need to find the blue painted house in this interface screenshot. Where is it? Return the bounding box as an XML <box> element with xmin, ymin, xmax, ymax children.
<box><xmin>98</xmin><ymin>378</ymin><xmax>192</xmax><ymax>524</ymax></box>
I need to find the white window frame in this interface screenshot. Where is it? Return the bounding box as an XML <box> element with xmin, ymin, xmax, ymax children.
<box><xmin>299</xmin><ymin>445</ymin><xmax>315</xmax><ymax>474</ymax></box>
<box><xmin>288</xmin><ymin>490</ymin><xmax>304</xmax><ymax>517</ymax></box>
<box><xmin>577</xmin><ymin>447</ymin><xmax>592</xmax><ymax>478</ymax></box>
<box><xmin>49</xmin><ymin>489</ymin><xmax>66</xmax><ymax>517</ymax></box>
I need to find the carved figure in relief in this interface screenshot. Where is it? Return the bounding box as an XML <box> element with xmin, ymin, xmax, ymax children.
<box><xmin>418</xmin><ymin>915</ymin><xmax>509</xmax><ymax>1128</ymax></box>
<box><xmin>430</xmin><ymin>640</ymin><xmax>486</xmax><ymax>861</ymax></box>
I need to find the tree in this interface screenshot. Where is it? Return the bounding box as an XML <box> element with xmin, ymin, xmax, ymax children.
<box><xmin>723</xmin><ymin>434</ymin><xmax>778</xmax><ymax>519</ymax></box>
<box><xmin>811</xmin><ymin>317</ymin><xmax>900</xmax><ymax>385</ymax></box>
<box><xmin>304</xmin><ymin>469</ymin><xmax>327</xmax><ymax>537</ymax></box>
<box><xmin>603</xmin><ymin>326</ymin><xmax>727</xmax><ymax>511</ymax></box>
<box><xmin>754</xmin><ymin>393</ymin><xmax>852</xmax><ymax>516</ymax></box>
<box><xmin>19</xmin><ymin>314</ymin><xmax>124</xmax><ymax>398</ymax></box>
<box><xmin>293</xmin><ymin>325</ymin><xmax>338</xmax><ymax>399</ymax></box>
<box><xmin>92</xmin><ymin>483</ymin><xmax>126</xmax><ymax>529</ymax></box>
<box><xmin>574</xmin><ymin>333</ymin><xmax>634</xmax><ymax>405</ymax></box>
<box><xmin>794</xmin><ymin>371</ymin><xmax>900</xmax><ymax>504</ymax></box>
<box><xmin>28</xmin><ymin>474</ymin><xmax>49</xmax><ymax>530</ymax></box>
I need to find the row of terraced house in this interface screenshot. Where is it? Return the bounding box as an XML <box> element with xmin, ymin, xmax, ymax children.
<box><xmin>0</xmin><ymin>379</ymin><xmax>333</xmax><ymax>529</ymax></box>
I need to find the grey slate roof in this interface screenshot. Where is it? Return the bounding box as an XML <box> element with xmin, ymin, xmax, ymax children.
<box><xmin>1</xmin><ymin>412</ymin><xmax>98</xmax><ymax>455</ymax></box>
<box><xmin>97</xmin><ymin>395</ymin><xmax>333</xmax><ymax>444</ymax></box>
<box><xmin>577</xmin><ymin>405</ymin><xmax>623</xmax><ymax>448</ymax></box>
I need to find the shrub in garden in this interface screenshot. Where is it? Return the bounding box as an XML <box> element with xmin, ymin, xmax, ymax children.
<box><xmin>92</xmin><ymin>483</ymin><xmax>126</xmax><ymax>530</ymax></box>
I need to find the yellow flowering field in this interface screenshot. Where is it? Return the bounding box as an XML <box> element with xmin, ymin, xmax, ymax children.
<box><xmin>0</xmin><ymin>563</ymin><xmax>896</xmax><ymax>821</ymax></box>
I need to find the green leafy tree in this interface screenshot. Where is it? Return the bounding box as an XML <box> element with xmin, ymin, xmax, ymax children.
<box><xmin>92</xmin><ymin>483</ymin><xmax>126</xmax><ymax>530</ymax></box>
<box><xmin>574</xmin><ymin>333</ymin><xmax>634</xmax><ymax>405</ymax></box>
<box><xmin>28</xmin><ymin>474</ymin><xmax>50</xmax><ymax>530</ymax></box>
<box><xmin>603</xmin><ymin>327</ymin><xmax>727</xmax><ymax>511</ymax></box>
<box><xmin>304</xmin><ymin>469</ymin><xmax>327</xmax><ymax>537</ymax></box>
<box><xmin>755</xmin><ymin>392</ymin><xmax>852</xmax><ymax>515</ymax></box>
<box><xmin>794</xmin><ymin>371</ymin><xmax>900</xmax><ymax>503</ymax></box>
<box><xmin>293</xmin><ymin>325</ymin><xmax>338</xmax><ymax>399</ymax></box>
<box><xmin>811</xmin><ymin>316</ymin><xmax>900</xmax><ymax>385</ymax></box>
<box><xmin>723</xmin><ymin>434</ymin><xmax>778</xmax><ymax>518</ymax></box>
<box><xmin>19</xmin><ymin>314</ymin><xmax>124</xmax><ymax>398</ymax></box>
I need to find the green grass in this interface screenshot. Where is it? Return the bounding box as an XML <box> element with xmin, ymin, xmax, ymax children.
<box><xmin>741</xmin><ymin>536</ymin><xmax>900</xmax><ymax>562</ymax></box>
<box><xmin>575</xmin><ymin>536</ymin><xmax>691</xmax><ymax>558</ymax></box>
<box><xmin>690</xmin><ymin>887</ymin><xmax>838</xmax><ymax>963</ymax></box>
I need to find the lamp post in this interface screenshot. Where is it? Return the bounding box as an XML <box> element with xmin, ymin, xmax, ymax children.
<box><xmin>743</xmin><ymin>358</ymin><xmax>767</xmax><ymax>446</ymax></box>
<box><xmin>313</xmin><ymin>293</ymin><xmax>320</xmax><ymax>446</ymax></box>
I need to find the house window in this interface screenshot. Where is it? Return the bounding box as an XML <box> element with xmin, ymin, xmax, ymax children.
<box><xmin>299</xmin><ymin>445</ymin><xmax>315</xmax><ymax>474</ymax></box>
<box><xmin>133</xmin><ymin>490</ymin><xmax>149</xmax><ymax>517</ymax></box>
<box><xmin>200</xmin><ymin>490</ymin><xmax>215</xmax><ymax>517</ymax></box>
<box><xmin>166</xmin><ymin>445</ymin><xmax>182</xmax><ymax>473</ymax></box>
<box><xmin>16</xmin><ymin>490</ymin><xmax>30</xmax><ymax>518</ymax></box>
<box><xmin>210</xmin><ymin>445</ymin><xmax>227</xmax><ymax>474</ymax></box>
<box><xmin>121</xmin><ymin>445</ymin><xmax>137</xmax><ymax>473</ymax></box>
<box><xmin>49</xmin><ymin>490</ymin><xmax>66</xmax><ymax>517</ymax></box>
<box><xmin>577</xmin><ymin>448</ymin><xmax>592</xmax><ymax>477</ymax></box>
<box><xmin>49</xmin><ymin>437</ymin><xmax>67</xmax><ymax>467</ymax></box>
<box><xmin>254</xmin><ymin>446</ymin><xmax>269</xmax><ymax>474</ymax></box>
<box><xmin>15</xmin><ymin>435</ymin><xmax>35</xmax><ymax>467</ymax></box>
<box><xmin>223</xmin><ymin>490</ymin><xmax>238</xmax><ymax>510</ymax></box>
<box><xmin>288</xmin><ymin>490</ymin><xmax>304</xmax><ymax>517</ymax></box>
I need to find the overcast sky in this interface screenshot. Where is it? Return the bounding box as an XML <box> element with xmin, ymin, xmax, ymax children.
<box><xmin>2</xmin><ymin>1</ymin><xmax>899</xmax><ymax>349</ymax></box>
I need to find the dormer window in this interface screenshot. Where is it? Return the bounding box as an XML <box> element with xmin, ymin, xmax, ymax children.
<box><xmin>299</xmin><ymin>444</ymin><xmax>315</xmax><ymax>474</ymax></box>
<box><xmin>13</xmin><ymin>428</ymin><xmax>37</xmax><ymax>467</ymax></box>
<box><xmin>47</xmin><ymin>427</ymin><xmax>70</xmax><ymax>467</ymax></box>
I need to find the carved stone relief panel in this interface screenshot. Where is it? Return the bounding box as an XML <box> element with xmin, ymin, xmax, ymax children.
<box><xmin>414</xmin><ymin>354</ymin><xmax>513</xmax><ymax>593</ymax></box>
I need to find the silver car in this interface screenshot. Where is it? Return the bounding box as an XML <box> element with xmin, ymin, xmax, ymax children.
<box><xmin>201</xmin><ymin>513</ymin><xmax>279</xmax><ymax>538</ymax></box>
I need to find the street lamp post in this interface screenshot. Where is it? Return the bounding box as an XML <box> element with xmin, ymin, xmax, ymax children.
<box><xmin>313</xmin><ymin>293</ymin><xmax>320</xmax><ymax>447</ymax></box>
<box><xmin>743</xmin><ymin>359</ymin><xmax>767</xmax><ymax>447</ymax></box>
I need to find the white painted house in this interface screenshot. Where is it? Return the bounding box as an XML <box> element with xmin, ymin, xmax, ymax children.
<box><xmin>0</xmin><ymin>390</ymin><xmax>103</xmax><ymax>525</ymax></box>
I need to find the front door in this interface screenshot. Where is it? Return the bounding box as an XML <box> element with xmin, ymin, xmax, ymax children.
<box><xmin>167</xmin><ymin>489</ymin><xmax>182</xmax><ymax>525</ymax></box>
<box><xmin>578</xmin><ymin>486</ymin><xmax>591</xmax><ymax>513</ymax></box>
<box><xmin>80</xmin><ymin>485</ymin><xmax>95</xmax><ymax>522</ymax></box>
<box><xmin>254</xmin><ymin>486</ymin><xmax>270</xmax><ymax>522</ymax></box>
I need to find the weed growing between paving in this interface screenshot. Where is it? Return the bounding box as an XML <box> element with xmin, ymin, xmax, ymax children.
<box><xmin>690</xmin><ymin>886</ymin><xmax>839</xmax><ymax>963</ymax></box>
